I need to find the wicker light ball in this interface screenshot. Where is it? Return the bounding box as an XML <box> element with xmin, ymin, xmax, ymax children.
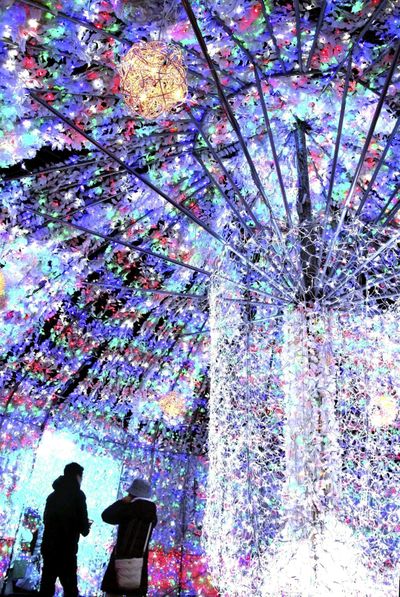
<box><xmin>119</xmin><ymin>41</ymin><xmax>187</xmax><ymax>119</ymax></box>
<box><xmin>0</xmin><ymin>270</ymin><xmax>5</xmax><ymax>298</ymax></box>
<box><xmin>159</xmin><ymin>391</ymin><xmax>186</xmax><ymax>420</ymax></box>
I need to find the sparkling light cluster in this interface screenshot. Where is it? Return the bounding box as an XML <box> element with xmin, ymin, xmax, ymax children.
<box><xmin>0</xmin><ymin>0</ymin><xmax>400</xmax><ymax>594</ymax></box>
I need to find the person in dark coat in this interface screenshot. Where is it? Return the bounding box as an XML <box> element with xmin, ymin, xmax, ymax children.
<box><xmin>39</xmin><ymin>462</ymin><xmax>91</xmax><ymax>596</ymax></box>
<box><xmin>101</xmin><ymin>478</ymin><xmax>157</xmax><ymax>597</ymax></box>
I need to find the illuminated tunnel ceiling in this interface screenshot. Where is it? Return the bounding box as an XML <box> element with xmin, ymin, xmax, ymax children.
<box><xmin>0</xmin><ymin>0</ymin><xmax>399</xmax><ymax>450</ymax></box>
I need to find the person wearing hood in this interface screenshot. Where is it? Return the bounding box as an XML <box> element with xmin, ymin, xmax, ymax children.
<box><xmin>101</xmin><ymin>478</ymin><xmax>157</xmax><ymax>597</ymax></box>
<box><xmin>39</xmin><ymin>462</ymin><xmax>91</xmax><ymax>596</ymax></box>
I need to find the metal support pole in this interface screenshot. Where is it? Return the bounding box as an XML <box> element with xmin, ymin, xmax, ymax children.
<box><xmin>306</xmin><ymin>0</ymin><xmax>327</xmax><ymax>69</ymax></box>
<box><xmin>293</xmin><ymin>0</ymin><xmax>304</xmax><ymax>72</ymax></box>
<box><xmin>293</xmin><ymin>119</ymin><xmax>317</xmax><ymax>301</ymax></box>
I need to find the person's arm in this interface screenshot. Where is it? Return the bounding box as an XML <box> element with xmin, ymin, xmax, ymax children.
<box><xmin>101</xmin><ymin>500</ymin><xmax>130</xmax><ymax>525</ymax></box>
<box><xmin>78</xmin><ymin>491</ymin><xmax>91</xmax><ymax>537</ymax></box>
<box><xmin>102</xmin><ymin>498</ymin><xmax>157</xmax><ymax>525</ymax></box>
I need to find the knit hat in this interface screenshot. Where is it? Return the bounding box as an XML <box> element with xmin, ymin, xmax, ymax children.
<box><xmin>64</xmin><ymin>462</ymin><xmax>84</xmax><ymax>477</ymax></box>
<box><xmin>127</xmin><ymin>478</ymin><xmax>151</xmax><ymax>498</ymax></box>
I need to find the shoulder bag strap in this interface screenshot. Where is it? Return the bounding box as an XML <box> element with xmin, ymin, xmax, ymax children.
<box><xmin>142</xmin><ymin>523</ymin><xmax>152</xmax><ymax>556</ymax></box>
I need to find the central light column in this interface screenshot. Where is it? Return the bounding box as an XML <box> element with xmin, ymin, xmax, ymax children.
<box><xmin>205</xmin><ymin>268</ymin><xmax>388</xmax><ymax>595</ymax></box>
<box><xmin>205</xmin><ymin>271</ymin><xmax>284</xmax><ymax>595</ymax></box>
<box><xmin>280</xmin><ymin>308</ymin><xmax>341</xmax><ymax>536</ymax></box>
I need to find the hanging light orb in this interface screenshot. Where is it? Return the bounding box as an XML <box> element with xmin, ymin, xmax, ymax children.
<box><xmin>369</xmin><ymin>393</ymin><xmax>398</xmax><ymax>428</ymax></box>
<box><xmin>159</xmin><ymin>391</ymin><xmax>186</xmax><ymax>422</ymax></box>
<box><xmin>0</xmin><ymin>270</ymin><xmax>5</xmax><ymax>299</ymax></box>
<box><xmin>119</xmin><ymin>41</ymin><xmax>187</xmax><ymax>120</ymax></box>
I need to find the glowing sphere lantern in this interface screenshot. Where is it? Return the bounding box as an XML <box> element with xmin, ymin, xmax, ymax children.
<box><xmin>369</xmin><ymin>393</ymin><xmax>398</xmax><ymax>427</ymax></box>
<box><xmin>159</xmin><ymin>391</ymin><xmax>186</xmax><ymax>422</ymax></box>
<box><xmin>118</xmin><ymin>41</ymin><xmax>187</xmax><ymax>119</ymax></box>
<box><xmin>0</xmin><ymin>269</ymin><xmax>5</xmax><ymax>298</ymax></box>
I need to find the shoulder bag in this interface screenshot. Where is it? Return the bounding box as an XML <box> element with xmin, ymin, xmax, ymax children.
<box><xmin>114</xmin><ymin>522</ymin><xmax>152</xmax><ymax>590</ymax></box>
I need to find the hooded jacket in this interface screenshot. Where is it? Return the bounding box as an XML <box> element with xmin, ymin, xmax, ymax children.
<box><xmin>101</xmin><ymin>498</ymin><xmax>157</xmax><ymax>596</ymax></box>
<box><xmin>41</xmin><ymin>475</ymin><xmax>90</xmax><ymax>556</ymax></box>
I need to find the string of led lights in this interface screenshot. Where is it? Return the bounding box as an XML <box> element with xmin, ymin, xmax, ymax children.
<box><xmin>1</xmin><ymin>0</ymin><xmax>400</xmax><ymax>595</ymax></box>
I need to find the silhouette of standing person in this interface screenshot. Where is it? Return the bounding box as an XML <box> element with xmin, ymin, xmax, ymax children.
<box><xmin>40</xmin><ymin>462</ymin><xmax>91</xmax><ymax>596</ymax></box>
<box><xmin>101</xmin><ymin>478</ymin><xmax>157</xmax><ymax>597</ymax></box>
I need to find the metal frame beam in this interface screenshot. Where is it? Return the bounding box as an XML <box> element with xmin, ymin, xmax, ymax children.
<box><xmin>29</xmin><ymin>92</ymin><xmax>292</xmax><ymax>297</ymax></box>
<box><xmin>318</xmin><ymin>43</ymin><xmax>400</xmax><ymax>294</ymax></box>
<box><xmin>181</xmin><ymin>1</ymin><xmax>284</xmax><ymax>240</ymax></box>
<box><xmin>211</xmin><ymin>13</ymin><xmax>293</xmax><ymax>230</ymax></box>
<box><xmin>306</xmin><ymin>0</ymin><xmax>327</xmax><ymax>70</ymax></box>
<box><xmin>28</xmin><ymin>207</ymin><xmax>211</xmax><ymax>276</ymax></box>
<box><xmin>355</xmin><ymin>116</ymin><xmax>400</xmax><ymax>217</ymax></box>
